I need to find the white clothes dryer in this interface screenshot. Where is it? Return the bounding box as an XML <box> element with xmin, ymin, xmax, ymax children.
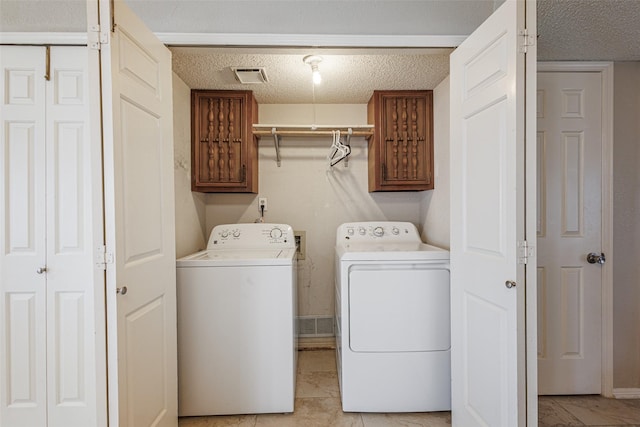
<box><xmin>335</xmin><ymin>221</ymin><xmax>450</xmax><ymax>413</ymax></box>
<box><xmin>176</xmin><ymin>223</ymin><xmax>297</xmax><ymax>416</ymax></box>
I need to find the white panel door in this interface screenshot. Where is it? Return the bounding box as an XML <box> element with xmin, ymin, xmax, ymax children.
<box><xmin>450</xmin><ymin>0</ymin><xmax>535</xmax><ymax>425</ymax></box>
<box><xmin>98</xmin><ymin>1</ymin><xmax>178</xmax><ymax>426</ymax></box>
<box><xmin>0</xmin><ymin>45</ymin><xmax>47</xmax><ymax>427</ymax></box>
<box><xmin>537</xmin><ymin>72</ymin><xmax>602</xmax><ymax>394</ymax></box>
<box><xmin>1</xmin><ymin>45</ymin><xmax>106</xmax><ymax>427</ymax></box>
<box><xmin>45</xmin><ymin>46</ymin><xmax>106</xmax><ymax>427</ymax></box>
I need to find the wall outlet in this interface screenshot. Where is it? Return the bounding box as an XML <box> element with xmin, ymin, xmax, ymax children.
<box><xmin>294</xmin><ymin>230</ymin><xmax>306</xmax><ymax>260</ymax></box>
<box><xmin>258</xmin><ymin>197</ymin><xmax>267</xmax><ymax>212</ymax></box>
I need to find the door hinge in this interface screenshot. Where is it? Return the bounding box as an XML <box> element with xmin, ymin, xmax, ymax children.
<box><xmin>519</xmin><ymin>29</ymin><xmax>536</xmax><ymax>53</ymax></box>
<box><xmin>518</xmin><ymin>240</ymin><xmax>535</xmax><ymax>264</ymax></box>
<box><xmin>97</xmin><ymin>245</ymin><xmax>114</xmax><ymax>270</ymax></box>
<box><xmin>89</xmin><ymin>24</ymin><xmax>110</xmax><ymax>51</ymax></box>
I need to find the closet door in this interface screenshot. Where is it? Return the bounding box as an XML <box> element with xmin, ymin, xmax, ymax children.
<box><xmin>98</xmin><ymin>1</ymin><xmax>178</xmax><ymax>425</ymax></box>
<box><xmin>0</xmin><ymin>45</ymin><xmax>48</xmax><ymax>427</ymax></box>
<box><xmin>0</xmin><ymin>45</ymin><xmax>106</xmax><ymax>427</ymax></box>
<box><xmin>45</xmin><ymin>46</ymin><xmax>105</xmax><ymax>427</ymax></box>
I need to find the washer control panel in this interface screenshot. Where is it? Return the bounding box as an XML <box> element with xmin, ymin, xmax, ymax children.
<box><xmin>208</xmin><ymin>223</ymin><xmax>295</xmax><ymax>249</ymax></box>
<box><xmin>338</xmin><ymin>222</ymin><xmax>421</xmax><ymax>242</ymax></box>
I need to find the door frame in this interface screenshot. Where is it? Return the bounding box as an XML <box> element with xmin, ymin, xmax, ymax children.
<box><xmin>537</xmin><ymin>61</ymin><xmax>614</xmax><ymax>398</ymax></box>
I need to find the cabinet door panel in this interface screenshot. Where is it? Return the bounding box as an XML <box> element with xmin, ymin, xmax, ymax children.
<box><xmin>191</xmin><ymin>90</ymin><xmax>258</xmax><ymax>193</ymax></box>
<box><xmin>368</xmin><ymin>90</ymin><xmax>434</xmax><ymax>192</ymax></box>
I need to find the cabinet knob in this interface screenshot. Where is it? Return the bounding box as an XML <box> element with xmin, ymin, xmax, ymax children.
<box><xmin>116</xmin><ymin>286</ymin><xmax>128</xmax><ymax>295</ymax></box>
<box><xmin>36</xmin><ymin>267</ymin><xmax>47</xmax><ymax>274</ymax></box>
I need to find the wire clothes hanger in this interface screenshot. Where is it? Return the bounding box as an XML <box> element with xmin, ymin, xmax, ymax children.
<box><xmin>328</xmin><ymin>129</ymin><xmax>351</xmax><ymax>167</ymax></box>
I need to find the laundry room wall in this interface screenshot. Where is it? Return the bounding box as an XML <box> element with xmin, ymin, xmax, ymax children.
<box><xmin>420</xmin><ymin>76</ymin><xmax>450</xmax><ymax>249</ymax></box>
<box><xmin>173</xmin><ymin>73</ymin><xmax>207</xmax><ymax>258</ymax></box>
<box><xmin>202</xmin><ymin>104</ymin><xmax>423</xmax><ymax>319</ymax></box>
<box><xmin>612</xmin><ymin>62</ymin><xmax>640</xmax><ymax>389</ymax></box>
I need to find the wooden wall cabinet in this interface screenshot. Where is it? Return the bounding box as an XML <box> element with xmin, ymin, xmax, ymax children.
<box><xmin>192</xmin><ymin>90</ymin><xmax>258</xmax><ymax>193</ymax></box>
<box><xmin>367</xmin><ymin>90</ymin><xmax>434</xmax><ymax>192</ymax></box>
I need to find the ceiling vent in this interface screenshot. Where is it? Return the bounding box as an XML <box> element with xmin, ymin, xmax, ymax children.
<box><xmin>231</xmin><ymin>67</ymin><xmax>269</xmax><ymax>84</ymax></box>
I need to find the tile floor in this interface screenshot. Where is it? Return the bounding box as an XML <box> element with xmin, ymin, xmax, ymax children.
<box><xmin>538</xmin><ymin>395</ymin><xmax>640</xmax><ymax>427</ymax></box>
<box><xmin>179</xmin><ymin>349</ymin><xmax>640</xmax><ymax>427</ymax></box>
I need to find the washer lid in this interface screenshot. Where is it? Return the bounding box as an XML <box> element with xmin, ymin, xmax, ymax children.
<box><xmin>337</xmin><ymin>242</ymin><xmax>449</xmax><ymax>262</ymax></box>
<box><xmin>177</xmin><ymin>248</ymin><xmax>296</xmax><ymax>267</ymax></box>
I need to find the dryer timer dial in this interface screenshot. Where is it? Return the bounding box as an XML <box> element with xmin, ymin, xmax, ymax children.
<box><xmin>270</xmin><ymin>227</ymin><xmax>283</xmax><ymax>239</ymax></box>
<box><xmin>373</xmin><ymin>226</ymin><xmax>384</xmax><ymax>237</ymax></box>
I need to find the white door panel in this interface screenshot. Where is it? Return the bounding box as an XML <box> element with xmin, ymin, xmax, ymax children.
<box><xmin>537</xmin><ymin>72</ymin><xmax>602</xmax><ymax>394</ymax></box>
<box><xmin>0</xmin><ymin>46</ymin><xmax>48</xmax><ymax>427</ymax></box>
<box><xmin>450</xmin><ymin>0</ymin><xmax>534</xmax><ymax>425</ymax></box>
<box><xmin>45</xmin><ymin>46</ymin><xmax>104</xmax><ymax>427</ymax></box>
<box><xmin>1</xmin><ymin>45</ymin><xmax>105</xmax><ymax>427</ymax></box>
<box><xmin>99</xmin><ymin>1</ymin><xmax>177</xmax><ymax>425</ymax></box>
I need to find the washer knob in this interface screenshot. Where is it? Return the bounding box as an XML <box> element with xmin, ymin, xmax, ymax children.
<box><xmin>232</xmin><ymin>229</ymin><xmax>241</xmax><ymax>238</ymax></box>
<box><xmin>358</xmin><ymin>227</ymin><xmax>366</xmax><ymax>235</ymax></box>
<box><xmin>392</xmin><ymin>227</ymin><xmax>400</xmax><ymax>235</ymax></box>
<box><xmin>347</xmin><ymin>229</ymin><xmax>354</xmax><ymax>236</ymax></box>
<box><xmin>270</xmin><ymin>227</ymin><xmax>283</xmax><ymax>239</ymax></box>
<box><xmin>373</xmin><ymin>226</ymin><xmax>384</xmax><ymax>237</ymax></box>
<box><xmin>220</xmin><ymin>230</ymin><xmax>229</xmax><ymax>238</ymax></box>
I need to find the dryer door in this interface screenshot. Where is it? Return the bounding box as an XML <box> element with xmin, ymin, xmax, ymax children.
<box><xmin>348</xmin><ymin>265</ymin><xmax>450</xmax><ymax>352</ymax></box>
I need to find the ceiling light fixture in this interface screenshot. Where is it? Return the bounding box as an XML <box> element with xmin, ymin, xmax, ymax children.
<box><xmin>303</xmin><ymin>55</ymin><xmax>323</xmax><ymax>85</ymax></box>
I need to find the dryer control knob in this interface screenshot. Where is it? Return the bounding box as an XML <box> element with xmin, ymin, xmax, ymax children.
<box><xmin>232</xmin><ymin>230</ymin><xmax>241</xmax><ymax>238</ymax></box>
<box><xmin>220</xmin><ymin>230</ymin><xmax>229</xmax><ymax>238</ymax></box>
<box><xmin>270</xmin><ymin>227</ymin><xmax>283</xmax><ymax>239</ymax></box>
<box><xmin>347</xmin><ymin>229</ymin><xmax>355</xmax><ymax>236</ymax></box>
<box><xmin>358</xmin><ymin>227</ymin><xmax>366</xmax><ymax>235</ymax></box>
<box><xmin>392</xmin><ymin>227</ymin><xmax>400</xmax><ymax>235</ymax></box>
<box><xmin>373</xmin><ymin>226</ymin><xmax>384</xmax><ymax>237</ymax></box>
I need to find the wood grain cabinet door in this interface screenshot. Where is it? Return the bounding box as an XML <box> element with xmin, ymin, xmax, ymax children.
<box><xmin>191</xmin><ymin>90</ymin><xmax>258</xmax><ymax>193</ymax></box>
<box><xmin>367</xmin><ymin>90</ymin><xmax>434</xmax><ymax>191</ymax></box>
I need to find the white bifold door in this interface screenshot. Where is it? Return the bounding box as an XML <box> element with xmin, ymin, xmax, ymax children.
<box><xmin>0</xmin><ymin>46</ymin><xmax>106</xmax><ymax>427</ymax></box>
<box><xmin>450</xmin><ymin>0</ymin><xmax>537</xmax><ymax>425</ymax></box>
<box><xmin>95</xmin><ymin>0</ymin><xmax>178</xmax><ymax>425</ymax></box>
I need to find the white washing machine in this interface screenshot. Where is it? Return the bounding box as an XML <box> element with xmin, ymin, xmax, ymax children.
<box><xmin>176</xmin><ymin>223</ymin><xmax>297</xmax><ymax>416</ymax></box>
<box><xmin>335</xmin><ymin>221</ymin><xmax>450</xmax><ymax>413</ymax></box>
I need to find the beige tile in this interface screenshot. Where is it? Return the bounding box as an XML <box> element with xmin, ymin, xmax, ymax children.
<box><xmin>298</xmin><ymin>349</ymin><xmax>337</xmax><ymax>373</ymax></box>
<box><xmin>538</xmin><ymin>396</ymin><xmax>584</xmax><ymax>426</ymax></box>
<box><xmin>361</xmin><ymin>411</ymin><xmax>451</xmax><ymax>427</ymax></box>
<box><xmin>255</xmin><ymin>397</ymin><xmax>363</xmax><ymax>427</ymax></box>
<box><xmin>296</xmin><ymin>370</ymin><xmax>341</xmax><ymax>398</ymax></box>
<box><xmin>621</xmin><ymin>398</ymin><xmax>640</xmax><ymax>411</ymax></box>
<box><xmin>553</xmin><ymin>395</ymin><xmax>640</xmax><ymax>426</ymax></box>
<box><xmin>178</xmin><ymin>414</ymin><xmax>257</xmax><ymax>427</ymax></box>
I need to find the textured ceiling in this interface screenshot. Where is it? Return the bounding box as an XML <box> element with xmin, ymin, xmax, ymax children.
<box><xmin>170</xmin><ymin>47</ymin><xmax>453</xmax><ymax>104</ymax></box>
<box><xmin>537</xmin><ymin>0</ymin><xmax>640</xmax><ymax>61</ymax></box>
<box><xmin>1</xmin><ymin>0</ymin><xmax>639</xmax><ymax>104</ymax></box>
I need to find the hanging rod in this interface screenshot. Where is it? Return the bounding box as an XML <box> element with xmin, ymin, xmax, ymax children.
<box><xmin>253</xmin><ymin>129</ymin><xmax>373</xmax><ymax>137</ymax></box>
<box><xmin>252</xmin><ymin>124</ymin><xmax>374</xmax><ymax>167</ymax></box>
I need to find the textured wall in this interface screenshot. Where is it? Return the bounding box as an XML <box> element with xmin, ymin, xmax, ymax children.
<box><xmin>612</xmin><ymin>62</ymin><xmax>640</xmax><ymax>389</ymax></box>
<box><xmin>421</xmin><ymin>76</ymin><xmax>450</xmax><ymax>250</ymax></box>
<box><xmin>173</xmin><ymin>73</ymin><xmax>206</xmax><ymax>258</ymax></box>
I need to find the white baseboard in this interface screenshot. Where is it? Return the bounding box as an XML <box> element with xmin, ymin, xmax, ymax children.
<box><xmin>613</xmin><ymin>388</ymin><xmax>640</xmax><ymax>399</ymax></box>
